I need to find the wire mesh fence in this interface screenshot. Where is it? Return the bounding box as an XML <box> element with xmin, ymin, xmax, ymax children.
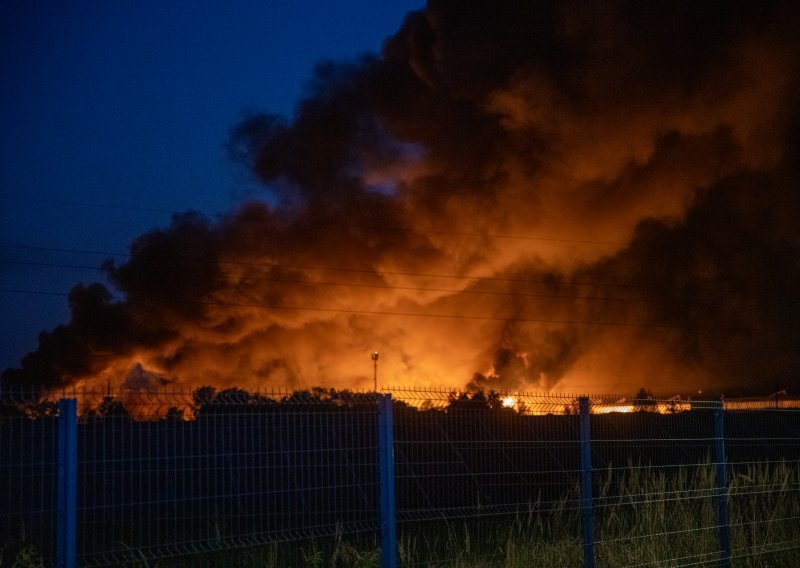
<box><xmin>0</xmin><ymin>386</ymin><xmax>799</xmax><ymax>567</ymax></box>
<box><xmin>76</xmin><ymin>388</ymin><xmax>381</xmax><ymax>566</ymax></box>
<box><xmin>390</xmin><ymin>388</ymin><xmax>584</xmax><ymax>565</ymax></box>
<box><xmin>588</xmin><ymin>396</ymin><xmax>724</xmax><ymax>567</ymax></box>
<box><xmin>724</xmin><ymin>404</ymin><xmax>800</xmax><ymax>566</ymax></box>
<box><xmin>1</xmin><ymin>388</ymin><xmax>381</xmax><ymax>567</ymax></box>
<box><xmin>0</xmin><ymin>392</ymin><xmax>59</xmax><ymax>567</ymax></box>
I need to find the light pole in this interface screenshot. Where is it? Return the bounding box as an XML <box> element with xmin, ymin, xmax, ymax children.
<box><xmin>371</xmin><ymin>351</ymin><xmax>380</xmax><ymax>392</ymax></box>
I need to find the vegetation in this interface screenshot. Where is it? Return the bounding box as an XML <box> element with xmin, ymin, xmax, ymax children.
<box><xmin>88</xmin><ymin>460</ymin><xmax>795</xmax><ymax>567</ymax></box>
<box><xmin>392</xmin><ymin>460</ymin><xmax>799</xmax><ymax>567</ymax></box>
<box><xmin>0</xmin><ymin>538</ymin><xmax>44</xmax><ymax>568</ymax></box>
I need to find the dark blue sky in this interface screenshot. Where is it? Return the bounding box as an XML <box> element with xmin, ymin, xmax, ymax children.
<box><xmin>0</xmin><ymin>1</ymin><xmax>423</xmax><ymax>370</ymax></box>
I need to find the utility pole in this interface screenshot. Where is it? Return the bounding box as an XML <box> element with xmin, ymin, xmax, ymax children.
<box><xmin>372</xmin><ymin>352</ymin><xmax>380</xmax><ymax>392</ymax></box>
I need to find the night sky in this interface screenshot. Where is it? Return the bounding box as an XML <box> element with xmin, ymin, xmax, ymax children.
<box><xmin>1</xmin><ymin>1</ymin><xmax>423</xmax><ymax>372</ymax></box>
<box><xmin>2</xmin><ymin>1</ymin><xmax>799</xmax><ymax>397</ymax></box>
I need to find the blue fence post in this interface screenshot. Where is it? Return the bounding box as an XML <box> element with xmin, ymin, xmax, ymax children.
<box><xmin>377</xmin><ymin>394</ymin><xmax>397</xmax><ymax>568</ymax></box>
<box><xmin>56</xmin><ymin>398</ymin><xmax>78</xmax><ymax>568</ymax></box>
<box><xmin>579</xmin><ymin>396</ymin><xmax>595</xmax><ymax>568</ymax></box>
<box><xmin>713</xmin><ymin>400</ymin><xmax>731</xmax><ymax>568</ymax></box>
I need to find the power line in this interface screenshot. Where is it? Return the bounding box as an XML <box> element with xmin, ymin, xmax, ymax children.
<box><xmin>0</xmin><ymin>243</ymin><xmax>761</xmax><ymax>300</ymax></box>
<box><xmin>0</xmin><ymin>242</ymin><xmax>715</xmax><ymax>293</ymax></box>
<box><xmin>0</xmin><ymin>259</ymin><xmax>651</xmax><ymax>303</ymax></box>
<box><xmin>0</xmin><ymin>288</ymin><xmax>753</xmax><ymax>333</ymax></box>
<box><xmin>387</xmin><ymin>226</ymin><xmax>624</xmax><ymax>246</ymax></box>
<box><xmin>237</xmin><ymin>275</ymin><xmax>650</xmax><ymax>303</ymax></box>
<box><xmin>2</xmin><ymin>256</ymin><xmax>751</xmax><ymax>307</ymax></box>
<box><xmin>1</xmin><ymin>195</ymin><xmax>627</xmax><ymax>245</ymax></box>
<box><xmin>0</xmin><ymin>244</ymin><xmax>128</xmax><ymax>258</ymax></box>
<box><xmin>0</xmin><ymin>195</ymin><xmax>181</xmax><ymax>215</ymax></box>
<box><xmin>1</xmin><ymin>289</ymin><xmax>66</xmax><ymax>298</ymax></box>
<box><xmin>0</xmin><ymin>260</ymin><xmax>106</xmax><ymax>272</ymax></box>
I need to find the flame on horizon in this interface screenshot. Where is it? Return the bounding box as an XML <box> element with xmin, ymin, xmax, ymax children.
<box><xmin>3</xmin><ymin>1</ymin><xmax>800</xmax><ymax>397</ymax></box>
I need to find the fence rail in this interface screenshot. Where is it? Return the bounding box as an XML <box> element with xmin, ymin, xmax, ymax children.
<box><xmin>1</xmin><ymin>387</ymin><xmax>799</xmax><ymax>567</ymax></box>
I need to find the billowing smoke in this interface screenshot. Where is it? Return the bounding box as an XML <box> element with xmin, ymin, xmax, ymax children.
<box><xmin>4</xmin><ymin>0</ymin><xmax>800</xmax><ymax>396</ymax></box>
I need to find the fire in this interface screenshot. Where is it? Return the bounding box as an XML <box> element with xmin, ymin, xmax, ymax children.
<box><xmin>592</xmin><ymin>401</ymin><xmax>693</xmax><ymax>414</ymax></box>
<box><xmin>2</xmin><ymin>3</ymin><xmax>797</xmax><ymax>399</ymax></box>
<box><xmin>594</xmin><ymin>404</ymin><xmax>634</xmax><ymax>414</ymax></box>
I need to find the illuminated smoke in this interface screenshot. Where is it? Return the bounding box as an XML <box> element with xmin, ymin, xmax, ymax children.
<box><xmin>4</xmin><ymin>1</ymin><xmax>800</xmax><ymax>396</ymax></box>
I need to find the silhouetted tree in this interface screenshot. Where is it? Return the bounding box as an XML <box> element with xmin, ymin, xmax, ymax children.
<box><xmin>98</xmin><ymin>396</ymin><xmax>130</xmax><ymax>417</ymax></box>
<box><xmin>163</xmin><ymin>406</ymin><xmax>185</xmax><ymax>421</ymax></box>
<box><xmin>192</xmin><ymin>385</ymin><xmax>216</xmax><ymax>412</ymax></box>
<box><xmin>83</xmin><ymin>395</ymin><xmax>131</xmax><ymax>421</ymax></box>
<box><xmin>634</xmin><ymin>388</ymin><xmax>657</xmax><ymax>412</ymax></box>
<box><xmin>23</xmin><ymin>400</ymin><xmax>59</xmax><ymax>419</ymax></box>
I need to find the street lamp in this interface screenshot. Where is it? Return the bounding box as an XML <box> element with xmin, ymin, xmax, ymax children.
<box><xmin>371</xmin><ymin>352</ymin><xmax>380</xmax><ymax>392</ymax></box>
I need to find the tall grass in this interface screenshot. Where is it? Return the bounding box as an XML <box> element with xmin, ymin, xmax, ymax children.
<box><xmin>392</xmin><ymin>460</ymin><xmax>799</xmax><ymax>568</ymax></box>
<box><xmin>593</xmin><ymin>461</ymin><xmax>719</xmax><ymax>566</ymax></box>
<box><xmin>13</xmin><ymin>461</ymin><xmax>795</xmax><ymax>566</ymax></box>
<box><xmin>727</xmin><ymin>460</ymin><xmax>800</xmax><ymax>567</ymax></box>
<box><xmin>396</xmin><ymin>494</ymin><xmax>583</xmax><ymax>567</ymax></box>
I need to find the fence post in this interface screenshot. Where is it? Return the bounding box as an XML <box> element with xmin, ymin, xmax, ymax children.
<box><xmin>377</xmin><ymin>394</ymin><xmax>397</xmax><ymax>568</ymax></box>
<box><xmin>579</xmin><ymin>396</ymin><xmax>595</xmax><ymax>568</ymax></box>
<box><xmin>713</xmin><ymin>401</ymin><xmax>731</xmax><ymax>568</ymax></box>
<box><xmin>56</xmin><ymin>398</ymin><xmax>77</xmax><ymax>568</ymax></box>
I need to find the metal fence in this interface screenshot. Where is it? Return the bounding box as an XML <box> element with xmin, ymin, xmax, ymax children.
<box><xmin>588</xmin><ymin>396</ymin><xmax>725</xmax><ymax>567</ymax></box>
<box><xmin>390</xmin><ymin>389</ymin><xmax>584</xmax><ymax>566</ymax></box>
<box><xmin>724</xmin><ymin>404</ymin><xmax>800</xmax><ymax>565</ymax></box>
<box><xmin>1</xmin><ymin>387</ymin><xmax>799</xmax><ymax>567</ymax></box>
<box><xmin>0</xmin><ymin>394</ymin><xmax>60</xmax><ymax>567</ymax></box>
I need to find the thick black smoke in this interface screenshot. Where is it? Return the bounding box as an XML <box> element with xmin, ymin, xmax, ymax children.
<box><xmin>4</xmin><ymin>0</ymin><xmax>800</xmax><ymax>396</ymax></box>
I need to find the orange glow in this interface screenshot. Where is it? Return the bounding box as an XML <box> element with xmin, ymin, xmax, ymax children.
<box><xmin>592</xmin><ymin>401</ymin><xmax>693</xmax><ymax>414</ymax></box>
<box><xmin>594</xmin><ymin>404</ymin><xmax>634</xmax><ymax>414</ymax></box>
<box><xmin>4</xmin><ymin>3</ymin><xmax>798</xmax><ymax>403</ymax></box>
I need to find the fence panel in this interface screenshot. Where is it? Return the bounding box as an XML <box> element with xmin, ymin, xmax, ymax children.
<box><xmin>589</xmin><ymin>397</ymin><xmax>723</xmax><ymax>567</ymax></box>
<box><xmin>75</xmin><ymin>388</ymin><xmax>380</xmax><ymax>566</ymax></box>
<box><xmin>3</xmin><ymin>386</ymin><xmax>800</xmax><ymax>566</ymax></box>
<box><xmin>724</xmin><ymin>402</ymin><xmax>800</xmax><ymax>565</ymax></box>
<box><xmin>0</xmin><ymin>392</ymin><xmax>60</xmax><ymax>566</ymax></box>
<box><xmin>390</xmin><ymin>388</ymin><xmax>584</xmax><ymax>566</ymax></box>
<box><xmin>56</xmin><ymin>398</ymin><xmax>78</xmax><ymax>568</ymax></box>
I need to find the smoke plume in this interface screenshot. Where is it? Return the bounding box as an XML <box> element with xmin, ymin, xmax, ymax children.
<box><xmin>4</xmin><ymin>0</ymin><xmax>800</xmax><ymax>396</ymax></box>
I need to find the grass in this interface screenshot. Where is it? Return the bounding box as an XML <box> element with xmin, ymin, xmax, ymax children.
<box><xmin>0</xmin><ymin>536</ymin><xmax>44</xmax><ymax>568</ymax></box>
<box><xmin>183</xmin><ymin>460</ymin><xmax>798</xmax><ymax>567</ymax></box>
<box><xmin>320</xmin><ymin>460</ymin><xmax>797</xmax><ymax>568</ymax></box>
<box><xmin>6</xmin><ymin>461</ymin><xmax>798</xmax><ymax>567</ymax></box>
<box><xmin>395</xmin><ymin>495</ymin><xmax>583</xmax><ymax>567</ymax></box>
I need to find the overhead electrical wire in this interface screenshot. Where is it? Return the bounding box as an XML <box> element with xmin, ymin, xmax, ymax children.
<box><xmin>0</xmin><ymin>258</ymin><xmax>652</xmax><ymax>303</ymax></box>
<box><xmin>0</xmin><ymin>242</ymin><xmax>744</xmax><ymax>293</ymax></box>
<box><xmin>0</xmin><ymin>287</ymin><xmax>757</xmax><ymax>333</ymax></box>
<box><xmin>0</xmin><ymin>194</ymin><xmax>627</xmax><ymax>245</ymax></box>
<box><xmin>0</xmin><ymin>195</ymin><xmax>181</xmax><ymax>215</ymax></box>
<box><xmin>0</xmin><ymin>194</ymin><xmax>766</xmax><ymax>334</ymax></box>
